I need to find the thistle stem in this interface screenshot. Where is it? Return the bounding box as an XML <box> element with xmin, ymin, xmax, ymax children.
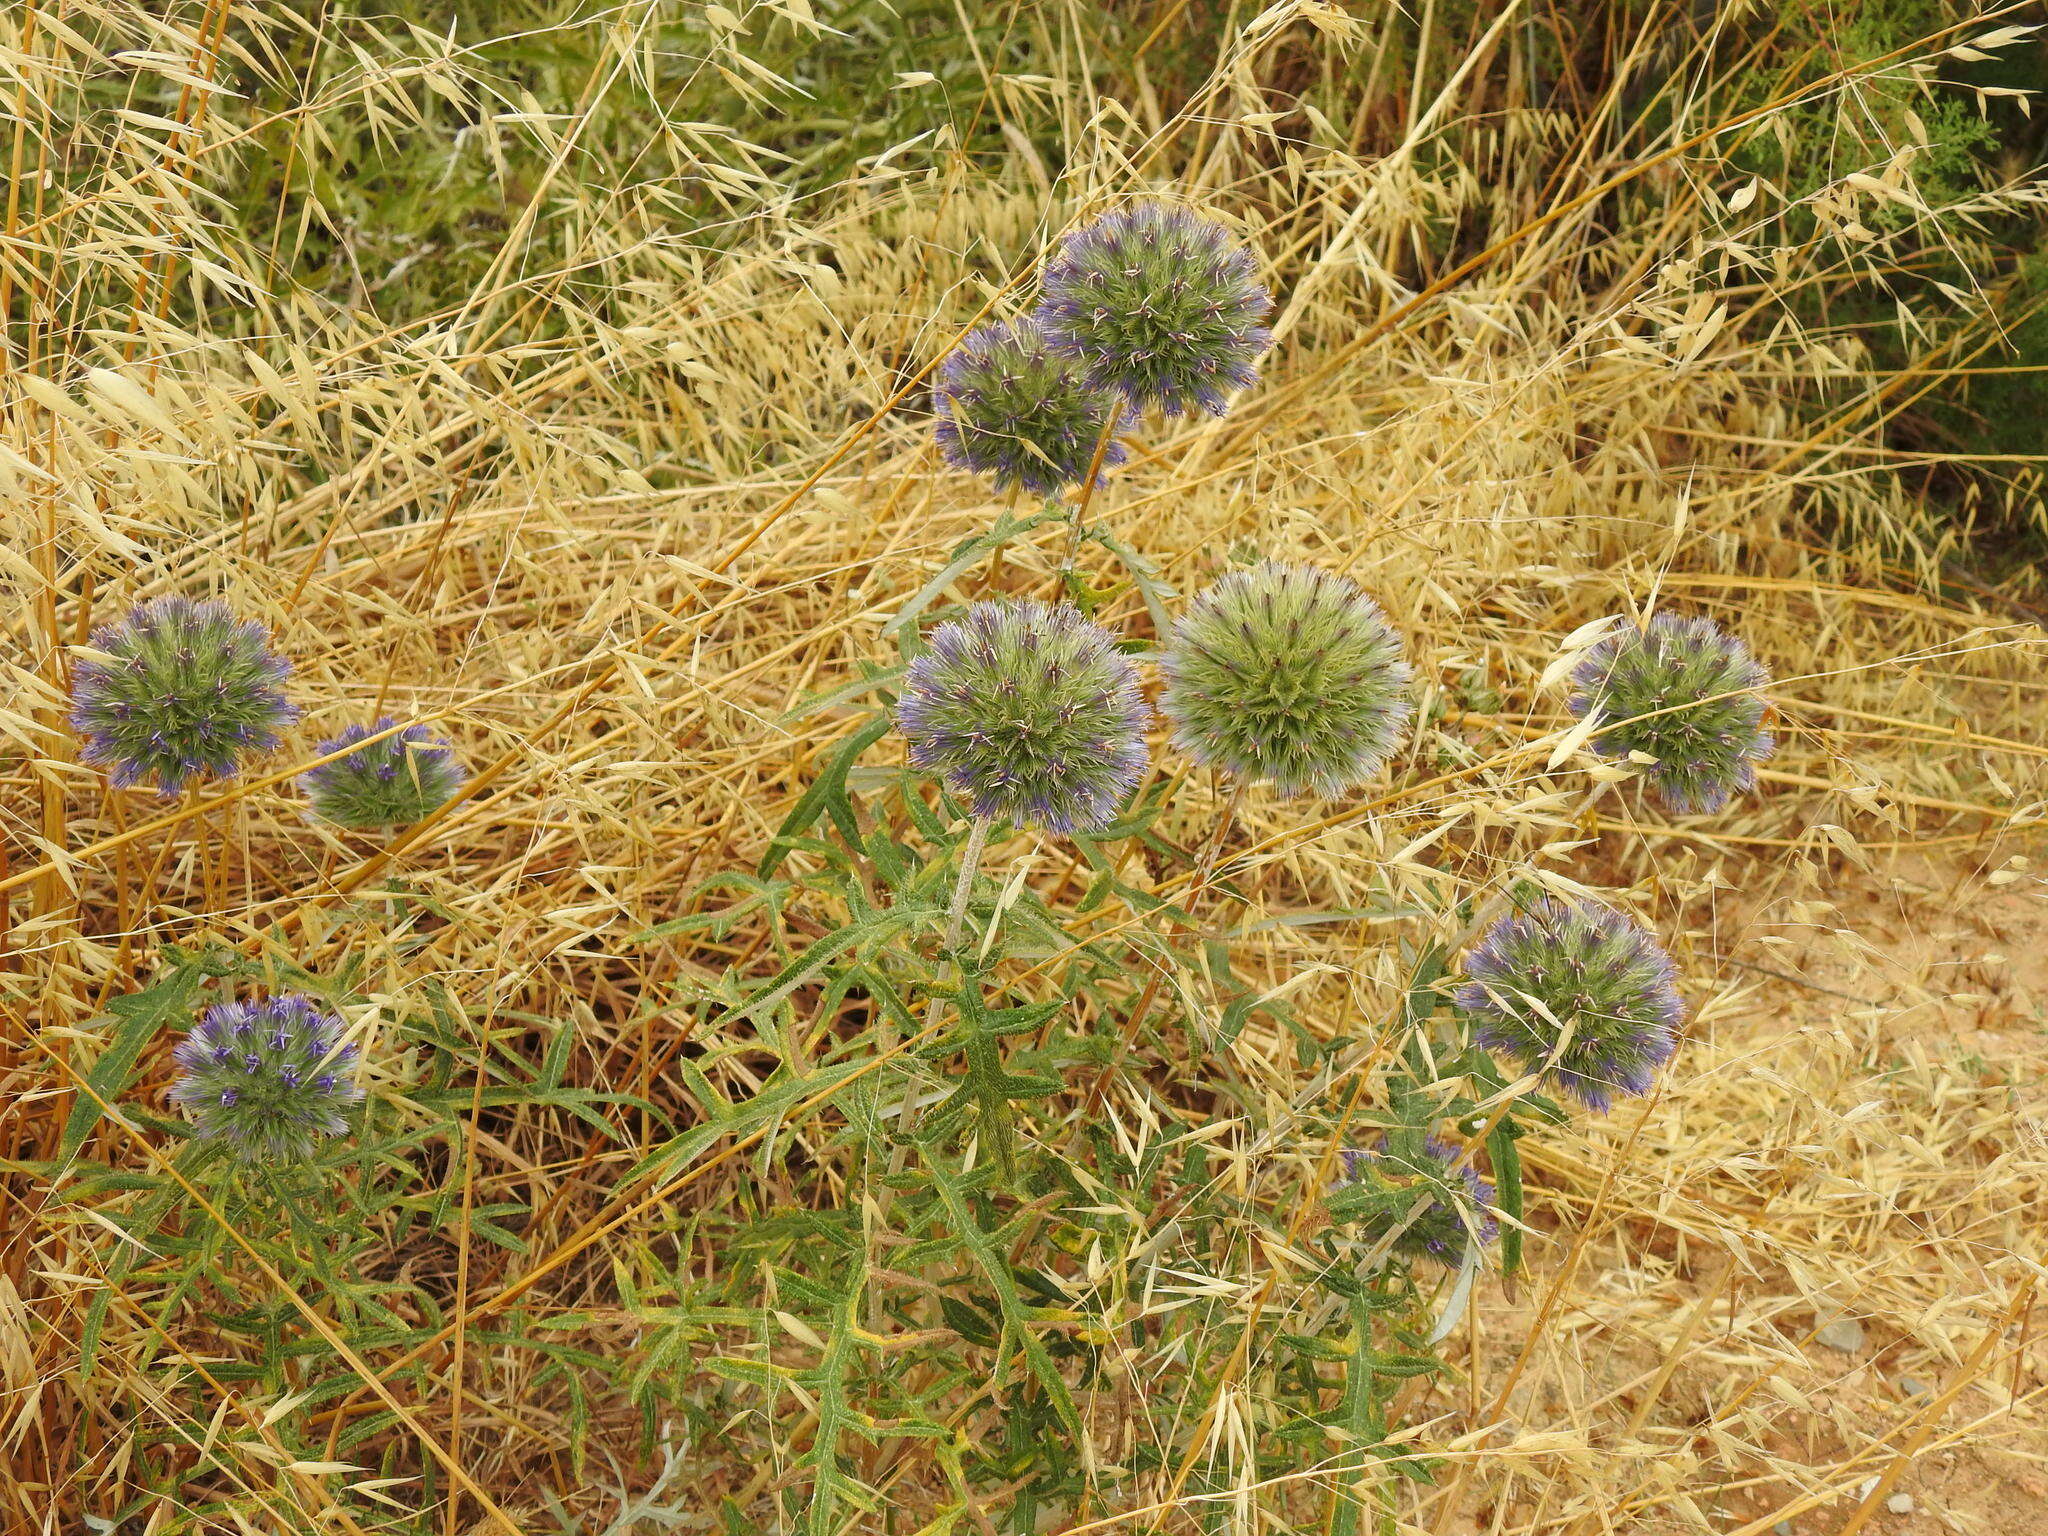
<box><xmin>887</xmin><ymin>814</ymin><xmax>996</xmax><ymax>1170</ymax></box>
<box><xmin>943</xmin><ymin>814</ymin><xmax>994</xmax><ymax>954</ymax></box>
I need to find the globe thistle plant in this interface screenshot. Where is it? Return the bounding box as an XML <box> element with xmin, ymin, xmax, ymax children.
<box><xmin>68</xmin><ymin>596</ymin><xmax>296</xmax><ymax>794</ymax></box>
<box><xmin>170</xmin><ymin>994</ymin><xmax>365</xmax><ymax>1162</ymax></box>
<box><xmin>1454</xmin><ymin>899</ymin><xmax>1684</xmax><ymax>1112</ymax></box>
<box><xmin>1567</xmin><ymin>612</ymin><xmax>1774</xmax><ymax>814</ymax></box>
<box><xmin>1036</xmin><ymin>202</ymin><xmax>1274</xmax><ymax>417</ymax></box>
<box><xmin>932</xmin><ymin>317</ymin><xmax>1133</xmax><ymax>497</ymax></box>
<box><xmin>1339</xmin><ymin>1137</ymin><xmax>1497</xmax><ymax>1267</ymax></box>
<box><xmin>897</xmin><ymin>599</ymin><xmax>1150</xmax><ymax>835</ymax></box>
<box><xmin>1160</xmin><ymin>562</ymin><xmax>1412</xmax><ymax>797</ymax></box>
<box><xmin>302</xmin><ymin>717</ymin><xmax>467</xmax><ymax>829</ymax></box>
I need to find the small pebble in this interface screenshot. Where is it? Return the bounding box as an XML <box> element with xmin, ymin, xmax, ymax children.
<box><xmin>1887</xmin><ymin>1492</ymin><xmax>1915</xmax><ymax>1514</ymax></box>
<box><xmin>1897</xmin><ymin>1374</ymin><xmax>1930</xmax><ymax>1398</ymax></box>
<box><xmin>1815</xmin><ymin>1317</ymin><xmax>1865</xmax><ymax>1353</ymax></box>
<box><xmin>1774</xmin><ymin>1523</ymin><xmax>1794</xmax><ymax>1536</ymax></box>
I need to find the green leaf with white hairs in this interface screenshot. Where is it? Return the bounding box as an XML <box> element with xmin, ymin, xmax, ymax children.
<box><xmin>61</xmin><ymin>955</ymin><xmax>209</xmax><ymax>1164</ymax></box>
<box><xmin>881</xmin><ymin>508</ymin><xmax>1052</xmax><ymax>639</ymax></box>
<box><xmin>759</xmin><ymin>714</ymin><xmax>895</xmax><ymax>878</ymax></box>
<box><xmin>922</xmin><ymin>1152</ymin><xmax>1083</xmax><ymax>1438</ymax></box>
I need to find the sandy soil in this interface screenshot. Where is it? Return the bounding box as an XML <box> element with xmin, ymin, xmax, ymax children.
<box><xmin>1428</xmin><ymin>841</ymin><xmax>2048</xmax><ymax>1536</ymax></box>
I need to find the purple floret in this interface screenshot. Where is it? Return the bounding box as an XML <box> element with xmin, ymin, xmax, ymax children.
<box><xmin>932</xmin><ymin>317</ymin><xmax>1133</xmax><ymax>498</ymax></box>
<box><xmin>171</xmin><ymin>993</ymin><xmax>365</xmax><ymax>1162</ymax></box>
<box><xmin>1454</xmin><ymin>898</ymin><xmax>1684</xmax><ymax>1111</ymax></box>
<box><xmin>69</xmin><ymin>596</ymin><xmax>296</xmax><ymax>794</ymax></box>
<box><xmin>1036</xmin><ymin>203</ymin><xmax>1274</xmax><ymax>418</ymax></box>
<box><xmin>301</xmin><ymin>716</ymin><xmax>467</xmax><ymax>829</ymax></box>
<box><xmin>897</xmin><ymin>600</ymin><xmax>1150</xmax><ymax>835</ymax></box>
<box><xmin>1567</xmin><ymin>612</ymin><xmax>1774</xmax><ymax>815</ymax></box>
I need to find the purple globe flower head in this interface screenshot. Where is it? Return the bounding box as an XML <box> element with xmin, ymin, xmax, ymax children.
<box><xmin>1339</xmin><ymin>1136</ymin><xmax>1497</xmax><ymax>1266</ymax></box>
<box><xmin>1454</xmin><ymin>898</ymin><xmax>1684</xmax><ymax>1112</ymax></box>
<box><xmin>171</xmin><ymin>993</ymin><xmax>365</xmax><ymax>1162</ymax></box>
<box><xmin>301</xmin><ymin>717</ymin><xmax>467</xmax><ymax>830</ymax></box>
<box><xmin>1160</xmin><ymin>562</ymin><xmax>1412</xmax><ymax>798</ymax></box>
<box><xmin>1567</xmin><ymin>611</ymin><xmax>1775</xmax><ymax>814</ymax></box>
<box><xmin>897</xmin><ymin>599</ymin><xmax>1150</xmax><ymax>835</ymax></box>
<box><xmin>68</xmin><ymin>596</ymin><xmax>296</xmax><ymax>794</ymax></box>
<box><xmin>1035</xmin><ymin>202</ymin><xmax>1274</xmax><ymax>418</ymax></box>
<box><xmin>932</xmin><ymin>317</ymin><xmax>1134</xmax><ymax>498</ymax></box>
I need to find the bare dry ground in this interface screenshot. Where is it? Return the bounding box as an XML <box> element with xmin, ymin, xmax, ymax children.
<box><xmin>1440</xmin><ymin>847</ymin><xmax>2048</xmax><ymax>1536</ymax></box>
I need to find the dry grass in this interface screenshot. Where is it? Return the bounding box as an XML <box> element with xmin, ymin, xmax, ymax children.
<box><xmin>2</xmin><ymin>2</ymin><xmax>2047</xmax><ymax>1533</ymax></box>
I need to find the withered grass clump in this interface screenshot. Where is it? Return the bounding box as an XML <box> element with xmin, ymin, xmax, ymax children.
<box><xmin>1</xmin><ymin>4</ymin><xmax>2044</xmax><ymax>1535</ymax></box>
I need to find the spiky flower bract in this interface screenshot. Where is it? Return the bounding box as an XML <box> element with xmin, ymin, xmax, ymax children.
<box><xmin>68</xmin><ymin>597</ymin><xmax>296</xmax><ymax>794</ymax></box>
<box><xmin>1160</xmin><ymin>562</ymin><xmax>1412</xmax><ymax>797</ymax></box>
<box><xmin>1567</xmin><ymin>612</ymin><xmax>1774</xmax><ymax>814</ymax></box>
<box><xmin>897</xmin><ymin>600</ymin><xmax>1149</xmax><ymax>834</ymax></box>
<box><xmin>1035</xmin><ymin>202</ymin><xmax>1274</xmax><ymax>417</ymax></box>
<box><xmin>1454</xmin><ymin>899</ymin><xmax>1684</xmax><ymax>1112</ymax></box>
<box><xmin>1339</xmin><ymin>1137</ymin><xmax>1497</xmax><ymax>1266</ymax></box>
<box><xmin>302</xmin><ymin>717</ymin><xmax>467</xmax><ymax>829</ymax></box>
<box><xmin>171</xmin><ymin>994</ymin><xmax>365</xmax><ymax>1162</ymax></box>
<box><xmin>932</xmin><ymin>317</ymin><xmax>1133</xmax><ymax>497</ymax></box>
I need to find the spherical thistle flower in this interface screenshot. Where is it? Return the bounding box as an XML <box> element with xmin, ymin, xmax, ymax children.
<box><xmin>1160</xmin><ymin>562</ymin><xmax>1412</xmax><ymax>798</ymax></box>
<box><xmin>932</xmin><ymin>317</ymin><xmax>1134</xmax><ymax>497</ymax></box>
<box><xmin>897</xmin><ymin>599</ymin><xmax>1150</xmax><ymax>835</ymax></box>
<box><xmin>68</xmin><ymin>596</ymin><xmax>296</xmax><ymax>794</ymax></box>
<box><xmin>1036</xmin><ymin>202</ymin><xmax>1274</xmax><ymax>417</ymax></box>
<box><xmin>301</xmin><ymin>717</ymin><xmax>467</xmax><ymax>830</ymax></box>
<box><xmin>1567</xmin><ymin>612</ymin><xmax>1774</xmax><ymax>814</ymax></box>
<box><xmin>1454</xmin><ymin>898</ymin><xmax>1684</xmax><ymax>1112</ymax></box>
<box><xmin>171</xmin><ymin>994</ymin><xmax>365</xmax><ymax>1162</ymax></box>
<box><xmin>1338</xmin><ymin>1137</ymin><xmax>1497</xmax><ymax>1267</ymax></box>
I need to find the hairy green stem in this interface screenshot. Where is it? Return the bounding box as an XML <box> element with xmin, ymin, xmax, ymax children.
<box><xmin>869</xmin><ymin>815</ymin><xmax>998</xmax><ymax>1329</ymax></box>
<box><xmin>943</xmin><ymin>815</ymin><xmax>994</xmax><ymax>954</ymax></box>
<box><xmin>888</xmin><ymin>815</ymin><xmax>997</xmax><ymax>1162</ymax></box>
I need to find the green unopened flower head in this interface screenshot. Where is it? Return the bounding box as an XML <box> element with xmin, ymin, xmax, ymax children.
<box><xmin>1568</xmin><ymin>613</ymin><xmax>1774</xmax><ymax>814</ymax></box>
<box><xmin>1338</xmin><ymin>1137</ymin><xmax>1497</xmax><ymax>1267</ymax></box>
<box><xmin>68</xmin><ymin>597</ymin><xmax>296</xmax><ymax>794</ymax></box>
<box><xmin>1035</xmin><ymin>202</ymin><xmax>1273</xmax><ymax>417</ymax></box>
<box><xmin>933</xmin><ymin>317</ymin><xmax>1132</xmax><ymax>497</ymax></box>
<box><xmin>1160</xmin><ymin>562</ymin><xmax>1412</xmax><ymax>797</ymax></box>
<box><xmin>301</xmin><ymin>718</ymin><xmax>467</xmax><ymax>829</ymax></box>
<box><xmin>897</xmin><ymin>599</ymin><xmax>1150</xmax><ymax>834</ymax></box>
<box><xmin>1455</xmin><ymin>898</ymin><xmax>1683</xmax><ymax>1112</ymax></box>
